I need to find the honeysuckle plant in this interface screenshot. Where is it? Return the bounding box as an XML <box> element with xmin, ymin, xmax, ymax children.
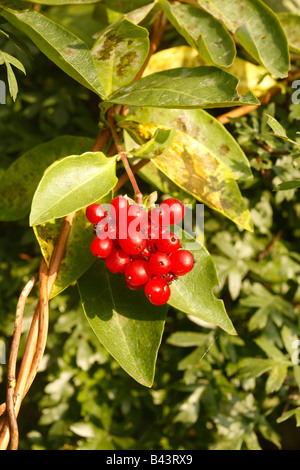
<box><xmin>0</xmin><ymin>0</ymin><xmax>298</xmax><ymax>450</ymax></box>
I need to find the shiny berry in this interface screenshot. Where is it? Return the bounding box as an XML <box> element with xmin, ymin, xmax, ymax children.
<box><xmin>144</xmin><ymin>278</ymin><xmax>171</xmax><ymax>306</ymax></box>
<box><xmin>169</xmin><ymin>249</ymin><xmax>195</xmax><ymax>276</ymax></box>
<box><xmin>105</xmin><ymin>246</ymin><xmax>131</xmax><ymax>274</ymax></box>
<box><xmin>125</xmin><ymin>259</ymin><xmax>152</xmax><ymax>287</ymax></box>
<box><xmin>119</xmin><ymin>230</ymin><xmax>147</xmax><ymax>255</ymax></box>
<box><xmin>127</xmin><ymin>204</ymin><xmax>148</xmax><ymax>233</ymax></box>
<box><xmin>91</xmin><ymin>237</ymin><xmax>113</xmax><ymax>259</ymax></box>
<box><xmin>159</xmin><ymin>198</ymin><xmax>185</xmax><ymax>225</ymax></box>
<box><xmin>148</xmin><ymin>205</ymin><xmax>169</xmax><ymax>227</ymax></box>
<box><xmin>149</xmin><ymin>252</ymin><xmax>171</xmax><ymax>276</ymax></box>
<box><xmin>86</xmin><ymin>203</ymin><xmax>106</xmax><ymax>224</ymax></box>
<box><xmin>155</xmin><ymin>231</ymin><xmax>181</xmax><ymax>254</ymax></box>
<box><xmin>110</xmin><ymin>196</ymin><xmax>129</xmax><ymax>224</ymax></box>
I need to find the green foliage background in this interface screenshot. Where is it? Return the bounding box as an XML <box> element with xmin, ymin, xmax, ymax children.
<box><xmin>0</xmin><ymin>0</ymin><xmax>300</xmax><ymax>450</ymax></box>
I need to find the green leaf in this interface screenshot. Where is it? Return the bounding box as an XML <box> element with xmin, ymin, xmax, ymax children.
<box><xmin>266</xmin><ymin>114</ymin><xmax>300</xmax><ymax>147</ymax></box>
<box><xmin>34</xmin><ymin>208</ymin><xmax>96</xmax><ymax>298</ymax></box>
<box><xmin>0</xmin><ymin>136</ymin><xmax>93</xmax><ymax>221</ymax></box>
<box><xmin>1</xmin><ymin>9</ymin><xmax>106</xmax><ymax>98</ymax></box>
<box><xmin>167</xmin><ymin>331</ymin><xmax>208</xmax><ymax>348</ymax></box>
<box><xmin>29</xmin><ymin>152</ymin><xmax>117</xmax><ymax>226</ymax></box>
<box><xmin>277</xmin><ymin>407</ymin><xmax>300</xmax><ymax>426</ymax></box>
<box><xmin>197</xmin><ymin>0</ymin><xmax>290</xmax><ymax>78</ymax></box>
<box><xmin>274</xmin><ymin>180</ymin><xmax>300</xmax><ymax>191</ymax></box>
<box><xmin>0</xmin><ymin>50</ymin><xmax>26</xmax><ymax>100</ymax></box>
<box><xmin>262</xmin><ymin>0</ymin><xmax>300</xmax><ymax>14</ymax></box>
<box><xmin>278</xmin><ymin>12</ymin><xmax>300</xmax><ymax>53</ymax></box>
<box><xmin>77</xmin><ymin>261</ymin><xmax>167</xmax><ymax>387</ymax></box>
<box><xmin>26</xmin><ymin>0</ymin><xmax>102</xmax><ymax>3</ymax></box>
<box><xmin>91</xmin><ymin>18</ymin><xmax>149</xmax><ymax>97</ymax></box>
<box><xmin>122</xmin><ymin>107</ymin><xmax>253</xmax><ymax>181</ymax></box>
<box><xmin>130</xmin><ymin>127</ymin><xmax>176</xmax><ymax>159</ymax></box>
<box><xmin>107</xmin><ymin>66</ymin><xmax>260</xmax><ymax>108</ymax></box>
<box><xmin>168</xmin><ymin>229</ymin><xmax>237</xmax><ymax>335</ymax></box>
<box><xmin>121</xmin><ymin>120</ymin><xmax>253</xmax><ymax>232</ymax></box>
<box><xmin>159</xmin><ymin>0</ymin><xmax>236</xmax><ymax>67</ymax></box>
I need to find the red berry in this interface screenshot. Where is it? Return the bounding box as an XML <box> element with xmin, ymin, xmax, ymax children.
<box><xmin>86</xmin><ymin>203</ymin><xmax>106</xmax><ymax>224</ymax></box>
<box><xmin>148</xmin><ymin>205</ymin><xmax>169</xmax><ymax>227</ymax></box>
<box><xmin>159</xmin><ymin>198</ymin><xmax>185</xmax><ymax>225</ymax></box>
<box><xmin>144</xmin><ymin>278</ymin><xmax>171</xmax><ymax>306</ymax></box>
<box><xmin>110</xmin><ymin>195</ymin><xmax>129</xmax><ymax>226</ymax></box>
<box><xmin>124</xmin><ymin>259</ymin><xmax>152</xmax><ymax>287</ymax></box>
<box><xmin>127</xmin><ymin>204</ymin><xmax>148</xmax><ymax>233</ymax></box>
<box><xmin>169</xmin><ymin>249</ymin><xmax>195</xmax><ymax>276</ymax></box>
<box><xmin>131</xmin><ymin>246</ymin><xmax>152</xmax><ymax>261</ymax></box>
<box><xmin>96</xmin><ymin>214</ymin><xmax>117</xmax><ymax>240</ymax></box>
<box><xmin>155</xmin><ymin>231</ymin><xmax>181</xmax><ymax>254</ymax></box>
<box><xmin>119</xmin><ymin>230</ymin><xmax>147</xmax><ymax>255</ymax></box>
<box><xmin>105</xmin><ymin>246</ymin><xmax>131</xmax><ymax>274</ymax></box>
<box><xmin>91</xmin><ymin>237</ymin><xmax>113</xmax><ymax>259</ymax></box>
<box><xmin>149</xmin><ymin>252</ymin><xmax>171</xmax><ymax>276</ymax></box>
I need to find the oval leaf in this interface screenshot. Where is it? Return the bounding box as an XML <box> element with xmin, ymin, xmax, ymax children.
<box><xmin>107</xmin><ymin>66</ymin><xmax>260</xmax><ymax>108</ymax></box>
<box><xmin>77</xmin><ymin>262</ymin><xmax>167</xmax><ymax>387</ymax></box>
<box><xmin>91</xmin><ymin>18</ymin><xmax>149</xmax><ymax>96</ymax></box>
<box><xmin>130</xmin><ymin>127</ymin><xmax>176</xmax><ymax>159</ymax></box>
<box><xmin>121</xmin><ymin>120</ymin><xmax>253</xmax><ymax>231</ymax></box>
<box><xmin>0</xmin><ymin>136</ymin><xmax>94</xmax><ymax>221</ymax></box>
<box><xmin>30</xmin><ymin>152</ymin><xmax>117</xmax><ymax>226</ymax></box>
<box><xmin>278</xmin><ymin>12</ymin><xmax>300</xmax><ymax>53</ymax></box>
<box><xmin>159</xmin><ymin>0</ymin><xmax>236</xmax><ymax>67</ymax></box>
<box><xmin>168</xmin><ymin>229</ymin><xmax>236</xmax><ymax>335</ymax></box>
<box><xmin>123</xmin><ymin>106</ymin><xmax>253</xmax><ymax>181</ymax></box>
<box><xmin>2</xmin><ymin>9</ymin><xmax>106</xmax><ymax>98</ymax></box>
<box><xmin>197</xmin><ymin>0</ymin><xmax>290</xmax><ymax>78</ymax></box>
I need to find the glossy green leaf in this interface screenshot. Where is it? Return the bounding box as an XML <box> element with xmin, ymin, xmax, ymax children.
<box><xmin>77</xmin><ymin>262</ymin><xmax>167</xmax><ymax>387</ymax></box>
<box><xmin>159</xmin><ymin>0</ymin><xmax>236</xmax><ymax>67</ymax></box>
<box><xmin>91</xmin><ymin>18</ymin><xmax>149</xmax><ymax>97</ymax></box>
<box><xmin>197</xmin><ymin>0</ymin><xmax>290</xmax><ymax>78</ymax></box>
<box><xmin>168</xmin><ymin>229</ymin><xmax>236</xmax><ymax>335</ymax></box>
<box><xmin>0</xmin><ymin>136</ymin><xmax>93</xmax><ymax>221</ymax></box>
<box><xmin>107</xmin><ymin>66</ymin><xmax>260</xmax><ymax>108</ymax></box>
<box><xmin>0</xmin><ymin>50</ymin><xmax>26</xmax><ymax>100</ymax></box>
<box><xmin>275</xmin><ymin>180</ymin><xmax>300</xmax><ymax>191</ymax></box>
<box><xmin>266</xmin><ymin>114</ymin><xmax>300</xmax><ymax>147</ymax></box>
<box><xmin>34</xmin><ymin>209</ymin><xmax>95</xmax><ymax>298</ymax></box>
<box><xmin>130</xmin><ymin>127</ymin><xmax>176</xmax><ymax>159</ymax></box>
<box><xmin>278</xmin><ymin>12</ymin><xmax>300</xmax><ymax>52</ymax></box>
<box><xmin>121</xmin><ymin>120</ymin><xmax>253</xmax><ymax>231</ymax></box>
<box><xmin>30</xmin><ymin>152</ymin><xmax>117</xmax><ymax>226</ymax></box>
<box><xmin>26</xmin><ymin>0</ymin><xmax>102</xmax><ymax>3</ymax></box>
<box><xmin>0</xmin><ymin>1</ymin><xmax>30</xmax><ymax>11</ymax></box>
<box><xmin>1</xmin><ymin>9</ymin><xmax>106</xmax><ymax>98</ymax></box>
<box><xmin>122</xmin><ymin>107</ymin><xmax>253</xmax><ymax>181</ymax></box>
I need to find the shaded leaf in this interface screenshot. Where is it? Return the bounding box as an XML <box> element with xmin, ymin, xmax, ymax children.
<box><xmin>198</xmin><ymin>0</ymin><xmax>290</xmax><ymax>78</ymax></box>
<box><xmin>159</xmin><ymin>0</ymin><xmax>236</xmax><ymax>67</ymax></box>
<box><xmin>168</xmin><ymin>229</ymin><xmax>237</xmax><ymax>335</ymax></box>
<box><xmin>2</xmin><ymin>9</ymin><xmax>106</xmax><ymax>98</ymax></box>
<box><xmin>91</xmin><ymin>18</ymin><xmax>149</xmax><ymax>97</ymax></box>
<box><xmin>130</xmin><ymin>127</ymin><xmax>176</xmax><ymax>159</ymax></box>
<box><xmin>0</xmin><ymin>136</ymin><xmax>93</xmax><ymax>221</ymax></box>
<box><xmin>27</xmin><ymin>0</ymin><xmax>102</xmax><ymax>3</ymax></box>
<box><xmin>30</xmin><ymin>152</ymin><xmax>117</xmax><ymax>226</ymax></box>
<box><xmin>77</xmin><ymin>262</ymin><xmax>167</xmax><ymax>387</ymax></box>
<box><xmin>278</xmin><ymin>12</ymin><xmax>300</xmax><ymax>53</ymax></box>
<box><xmin>107</xmin><ymin>66</ymin><xmax>260</xmax><ymax>108</ymax></box>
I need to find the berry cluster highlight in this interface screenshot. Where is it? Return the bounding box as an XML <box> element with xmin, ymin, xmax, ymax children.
<box><xmin>86</xmin><ymin>196</ymin><xmax>196</xmax><ymax>306</ymax></box>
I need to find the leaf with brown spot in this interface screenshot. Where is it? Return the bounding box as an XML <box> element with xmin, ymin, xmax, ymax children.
<box><xmin>91</xmin><ymin>18</ymin><xmax>149</xmax><ymax>97</ymax></box>
<box><xmin>121</xmin><ymin>120</ymin><xmax>253</xmax><ymax>232</ymax></box>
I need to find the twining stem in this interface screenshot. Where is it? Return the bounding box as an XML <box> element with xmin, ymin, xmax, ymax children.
<box><xmin>108</xmin><ymin>108</ymin><xmax>144</xmax><ymax>204</ymax></box>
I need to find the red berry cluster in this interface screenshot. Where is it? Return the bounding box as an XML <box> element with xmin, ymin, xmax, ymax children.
<box><xmin>86</xmin><ymin>196</ymin><xmax>195</xmax><ymax>306</ymax></box>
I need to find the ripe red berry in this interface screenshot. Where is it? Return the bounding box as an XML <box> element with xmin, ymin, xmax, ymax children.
<box><xmin>105</xmin><ymin>246</ymin><xmax>131</xmax><ymax>274</ymax></box>
<box><xmin>149</xmin><ymin>252</ymin><xmax>171</xmax><ymax>276</ymax></box>
<box><xmin>110</xmin><ymin>195</ymin><xmax>129</xmax><ymax>224</ymax></box>
<box><xmin>127</xmin><ymin>204</ymin><xmax>148</xmax><ymax>233</ymax></box>
<box><xmin>155</xmin><ymin>231</ymin><xmax>181</xmax><ymax>254</ymax></box>
<box><xmin>90</xmin><ymin>237</ymin><xmax>113</xmax><ymax>259</ymax></box>
<box><xmin>86</xmin><ymin>203</ymin><xmax>106</xmax><ymax>224</ymax></box>
<box><xmin>148</xmin><ymin>205</ymin><xmax>169</xmax><ymax>227</ymax></box>
<box><xmin>159</xmin><ymin>198</ymin><xmax>185</xmax><ymax>225</ymax></box>
<box><xmin>144</xmin><ymin>278</ymin><xmax>171</xmax><ymax>306</ymax></box>
<box><xmin>124</xmin><ymin>259</ymin><xmax>152</xmax><ymax>287</ymax></box>
<box><xmin>119</xmin><ymin>230</ymin><xmax>147</xmax><ymax>256</ymax></box>
<box><xmin>169</xmin><ymin>249</ymin><xmax>195</xmax><ymax>276</ymax></box>
<box><xmin>96</xmin><ymin>213</ymin><xmax>117</xmax><ymax>240</ymax></box>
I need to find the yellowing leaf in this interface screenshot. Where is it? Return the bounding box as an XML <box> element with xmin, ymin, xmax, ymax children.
<box><xmin>121</xmin><ymin>120</ymin><xmax>253</xmax><ymax>232</ymax></box>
